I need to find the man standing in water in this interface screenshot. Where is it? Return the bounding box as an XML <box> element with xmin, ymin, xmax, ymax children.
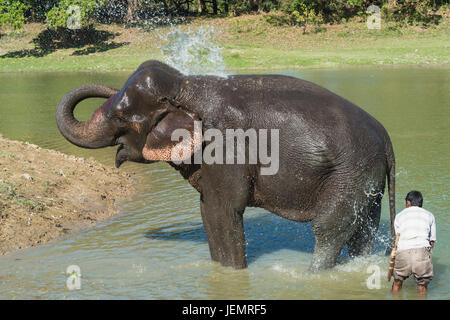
<box><xmin>392</xmin><ymin>191</ymin><xmax>436</xmax><ymax>297</ymax></box>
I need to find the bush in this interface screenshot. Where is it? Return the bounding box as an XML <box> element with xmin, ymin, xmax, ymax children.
<box><xmin>24</xmin><ymin>1</ymin><xmax>59</xmax><ymax>23</ymax></box>
<box><xmin>382</xmin><ymin>0</ymin><xmax>442</xmax><ymax>26</ymax></box>
<box><xmin>267</xmin><ymin>0</ymin><xmax>324</xmax><ymax>32</ymax></box>
<box><xmin>291</xmin><ymin>1</ymin><xmax>323</xmax><ymax>33</ymax></box>
<box><xmin>264</xmin><ymin>12</ymin><xmax>292</xmax><ymax>26</ymax></box>
<box><xmin>0</xmin><ymin>0</ymin><xmax>29</xmax><ymax>30</ymax></box>
<box><xmin>45</xmin><ymin>0</ymin><xmax>104</xmax><ymax>29</ymax></box>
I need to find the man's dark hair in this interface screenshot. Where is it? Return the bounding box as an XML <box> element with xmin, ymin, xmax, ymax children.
<box><xmin>406</xmin><ymin>190</ymin><xmax>423</xmax><ymax>207</ymax></box>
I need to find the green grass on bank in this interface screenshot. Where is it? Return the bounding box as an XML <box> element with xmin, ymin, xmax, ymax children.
<box><xmin>0</xmin><ymin>15</ymin><xmax>449</xmax><ymax>72</ymax></box>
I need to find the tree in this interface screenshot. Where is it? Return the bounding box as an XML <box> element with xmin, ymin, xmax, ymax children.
<box><xmin>0</xmin><ymin>0</ymin><xmax>29</xmax><ymax>30</ymax></box>
<box><xmin>254</xmin><ymin>0</ymin><xmax>262</xmax><ymax>13</ymax></box>
<box><xmin>125</xmin><ymin>0</ymin><xmax>138</xmax><ymax>22</ymax></box>
<box><xmin>222</xmin><ymin>0</ymin><xmax>229</xmax><ymax>14</ymax></box>
<box><xmin>198</xmin><ymin>0</ymin><xmax>207</xmax><ymax>13</ymax></box>
<box><xmin>45</xmin><ymin>0</ymin><xmax>104</xmax><ymax>29</ymax></box>
<box><xmin>290</xmin><ymin>0</ymin><xmax>323</xmax><ymax>34</ymax></box>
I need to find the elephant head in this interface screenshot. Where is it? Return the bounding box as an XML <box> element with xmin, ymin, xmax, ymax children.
<box><xmin>56</xmin><ymin>61</ymin><xmax>201</xmax><ymax>168</ymax></box>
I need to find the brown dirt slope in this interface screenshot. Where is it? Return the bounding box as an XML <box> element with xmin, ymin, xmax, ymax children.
<box><xmin>0</xmin><ymin>135</ymin><xmax>134</xmax><ymax>255</ymax></box>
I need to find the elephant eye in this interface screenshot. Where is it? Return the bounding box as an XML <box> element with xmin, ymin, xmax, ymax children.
<box><xmin>115</xmin><ymin>116</ymin><xmax>126</xmax><ymax>125</ymax></box>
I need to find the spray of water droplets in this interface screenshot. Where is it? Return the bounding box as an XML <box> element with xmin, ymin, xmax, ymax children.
<box><xmin>159</xmin><ymin>26</ymin><xmax>227</xmax><ymax>77</ymax></box>
<box><xmin>96</xmin><ymin>1</ymin><xmax>185</xmax><ymax>29</ymax></box>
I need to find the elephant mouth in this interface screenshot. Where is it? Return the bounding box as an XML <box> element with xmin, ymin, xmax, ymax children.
<box><xmin>115</xmin><ymin>144</ymin><xmax>128</xmax><ymax>168</ymax></box>
<box><xmin>115</xmin><ymin>143</ymin><xmax>156</xmax><ymax>168</ymax></box>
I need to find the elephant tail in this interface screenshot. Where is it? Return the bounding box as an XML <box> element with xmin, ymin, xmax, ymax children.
<box><xmin>385</xmin><ymin>136</ymin><xmax>396</xmax><ymax>255</ymax></box>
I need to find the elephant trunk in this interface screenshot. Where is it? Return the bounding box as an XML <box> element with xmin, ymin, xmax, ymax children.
<box><xmin>56</xmin><ymin>84</ymin><xmax>118</xmax><ymax>149</ymax></box>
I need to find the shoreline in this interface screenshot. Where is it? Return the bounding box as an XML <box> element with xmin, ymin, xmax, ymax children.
<box><xmin>0</xmin><ymin>62</ymin><xmax>448</xmax><ymax>75</ymax></box>
<box><xmin>0</xmin><ymin>135</ymin><xmax>135</xmax><ymax>256</ymax></box>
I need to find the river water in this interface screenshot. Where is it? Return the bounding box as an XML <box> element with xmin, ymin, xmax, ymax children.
<box><xmin>0</xmin><ymin>66</ymin><xmax>448</xmax><ymax>299</ymax></box>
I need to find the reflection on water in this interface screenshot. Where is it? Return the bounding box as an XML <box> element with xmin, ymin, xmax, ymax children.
<box><xmin>0</xmin><ymin>66</ymin><xmax>448</xmax><ymax>299</ymax></box>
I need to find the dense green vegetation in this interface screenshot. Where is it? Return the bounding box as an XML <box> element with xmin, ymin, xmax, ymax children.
<box><xmin>0</xmin><ymin>0</ymin><xmax>448</xmax><ymax>31</ymax></box>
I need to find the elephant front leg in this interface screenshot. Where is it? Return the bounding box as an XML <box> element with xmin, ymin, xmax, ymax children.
<box><xmin>200</xmin><ymin>198</ymin><xmax>247</xmax><ymax>269</ymax></box>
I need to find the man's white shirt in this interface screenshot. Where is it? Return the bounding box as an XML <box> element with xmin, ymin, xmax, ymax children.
<box><xmin>394</xmin><ymin>206</ymin><xmax>436</xmax><ymax>251</ymax></box>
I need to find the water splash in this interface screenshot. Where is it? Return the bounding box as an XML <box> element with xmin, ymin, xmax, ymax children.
<box><xmin>335</xmin><ymin>254</ymin><xmax>386</xmax><ymax>273</ymax></box>
<box><xmin>272</xmin><ymin>263</ymin><xmax>321</xmax><ymax>280</ymax></box>
<box><xmin>363</xmin><ymin>180</ymin><xmax>384</xmax><ymax>198</ymax></box>
<box><xmin>97</xmin><ymin>1</ymin><xmax>185</xmax><ymax>29</ymax></box>
<box><xmin>159</xmin><ymin>26</ymin><xmax>227</xmax><ymax>77</ymax></box>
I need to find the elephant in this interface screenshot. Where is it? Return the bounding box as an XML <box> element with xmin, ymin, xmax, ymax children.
<box><xmin>56</xmin><ymin>60</ymin><xmax>396</xmax><ymax>271</ymax></box>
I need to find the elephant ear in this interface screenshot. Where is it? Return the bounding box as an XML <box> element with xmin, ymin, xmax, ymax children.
<box><xmin>142</xmin><ymin>109</ymin><xmax>201</xmax><ymax>162</ymax></box>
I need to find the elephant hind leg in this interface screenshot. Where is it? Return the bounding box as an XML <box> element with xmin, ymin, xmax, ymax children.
<box><xmin>347</xmin><ymin>194</ymin><xmax>382</xmax><ymax>258</ymax></box>
<box><xmin>309</xmin><ymin>194</ymin><xmax>359</xmax><ymax>271</ymax></box>
<box><xmin>309</xmin><ymin>234</ymin><xmax>348</xmax><ymax>272</ymax></box>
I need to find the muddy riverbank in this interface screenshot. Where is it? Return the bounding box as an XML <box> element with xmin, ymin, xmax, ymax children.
<box><xmin>0</xmin><ymin>135</ymin><xmax>134</xmax><ymax>255</ymax></box>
